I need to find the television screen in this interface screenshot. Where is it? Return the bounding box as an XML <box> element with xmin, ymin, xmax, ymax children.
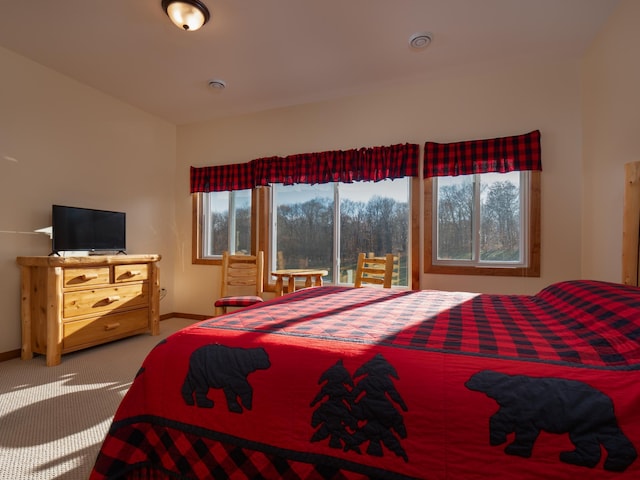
<box><xmin>52</xmin><ymin>205</ymin><xmax>126</xmax><ymax>254</ymax></box>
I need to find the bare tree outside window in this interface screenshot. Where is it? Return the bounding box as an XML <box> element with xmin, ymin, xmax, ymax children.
<box><xmin>435</xmin><ymin>171</ymin><xmax>525</xmax><ymax>266</ymax></box>
<box><xmin>480</xmin><ymin>177</ymin><xmax>520</xmax><ymax>261</ymax></box>
<box><xmin>196</xmin><ymin>179</ymin><xmax>412</xmax><ymax>286</ymax></box>
<box><xmin>436</xmin><ymin>176</ymin><xmax>473</xmax><ymax>260</ymax></box>
<box><xmin>202</xmin><ymin>190</ymin><xmax>252</xmax><ymax>256</ymax></box>
<box><xmin>274</xmin><ymin>180</ymin><xmax>410</xmax><ymax>286</ymax></box>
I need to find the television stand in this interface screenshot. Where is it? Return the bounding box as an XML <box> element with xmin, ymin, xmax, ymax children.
<box><xmin>16</xmin><ymin>254</ymin><xmax>161</xmax><ymax>366</ymax></box>
<box><xmin>88</xmin><ymin>250</ymin><xmax>127</xmax><ymax>256</ymax></box>
<box><xmin>48</xmin><ymin>250</ymin><xmax>128</xmax><ymax>256</ymax></box>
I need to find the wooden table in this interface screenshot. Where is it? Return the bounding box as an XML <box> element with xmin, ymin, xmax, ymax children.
<box><xmin>271</xmin><ymin>269</ymin><xmax>328</xmax><ymax>296</ymax></box>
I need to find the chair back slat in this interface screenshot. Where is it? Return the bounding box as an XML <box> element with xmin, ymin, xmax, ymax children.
<box><xmin>354</xmin><ymin>252</ymin><xmax>396</xmax><ymax>288</ymax></box>
<box><xmin>216</xmin><ymin>251</ymin><xmax>264</xmax><ymax>315</ymax></box>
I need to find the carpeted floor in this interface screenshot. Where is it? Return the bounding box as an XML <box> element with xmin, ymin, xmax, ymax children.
<box><xmin>0</xmin><ymin>318</ymin><xmax>195</xmax><ymax>480</ymax></box>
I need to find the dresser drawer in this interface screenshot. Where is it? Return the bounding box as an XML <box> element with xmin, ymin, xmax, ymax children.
<box><xmin>63</xmin><ymin>309</ymin><xmax>149</xmax><ymax>350</ymax></box>
<box><xmin>63</xmin><ymin>283</ymin><xmax>148</xmax><ymax>318</ymax></box>
<box><xmin>64</xmin><ymin>267</ymin><xmax>110</xmax><ymax>287</ymax></box>
<box><xmin>114</xmin><ymin>264</ymin><xmax>149</xmax><ymax>283</ymax></box>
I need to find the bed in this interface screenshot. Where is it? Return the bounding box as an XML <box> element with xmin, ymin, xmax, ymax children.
<box><xmin>90</xmin><ymin>280</ymin><xmax>640</xmax><ymax>479</ymax></box>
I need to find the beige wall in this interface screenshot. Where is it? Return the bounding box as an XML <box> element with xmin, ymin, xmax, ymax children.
<box><xmin>0</xmin><ymin>46</ymin><xmax>177</xmax><ymax>354</ymax></box>
<box><xmin>582</xmin><ymin>0</ymin><xmax>640</xmax><ymax>282</ymax></box>
<box><xmin>174</xmin><ymin>59</ymin><xmax>585</xmax><ymax>315</ymax></box>
<box><xmin>2</xmin><ymin>0</ymin><xmax>636</xmax><ymax>353</ymax></box>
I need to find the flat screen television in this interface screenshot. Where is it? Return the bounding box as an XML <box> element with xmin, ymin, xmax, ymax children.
<box><xmin>51</xmin><ymin>205</ymin><xmax>126</xmax><ymax>255</ymax></box>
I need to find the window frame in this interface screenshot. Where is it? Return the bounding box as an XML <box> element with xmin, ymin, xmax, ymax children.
<box><xmin>262</xmin><ymin>179</ymin><xmax>420</xmax><ymax>290</ymax></box>
<box><xmin>191</xmin><ymin>188</ymin><xmax>261</xmax><ymax>266</ymax></box>
<box><xmin>270</xmin><ymin>179</ymin><xmax>411</xmax><ymax>286</ymax></box>
<box><xmin>193</xmin><ymin>179</ymin><xmax>421</xmax><ymax>290</ymax></box>
<box><xmin>423</xmin><ymin>171</ymin><xmax>540</xmax><ymax>277</ymax></box>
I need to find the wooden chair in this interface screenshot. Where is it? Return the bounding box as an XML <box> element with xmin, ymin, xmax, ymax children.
<box><xmin>214</xmin><ymin>251</ymin><xmax>264</xmax><ymax>316</ymax></box>
<box><xmin>353</xmin><ymin>253</ymin><xmax>396</xmax><ymax>288</ymax></box>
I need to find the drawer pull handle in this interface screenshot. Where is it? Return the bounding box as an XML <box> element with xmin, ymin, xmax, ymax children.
<box><xmin>105</xmin><ymin>295</ymin><xmax>121</xmax><ymax>303</ymax></box>
<box><xmin>126</xmin><ymin>270</ymin><xmax>141</xmax><ymax>277</ymax></box>
<box><xmin>81</xmin><ymin>273</ymin><xmax>99</xmax><ymax>280</ymax></box>
<box><xmin>104</xmin><ymin>322</ymin><xmax>121</xmax><ymax>331</ymax></box>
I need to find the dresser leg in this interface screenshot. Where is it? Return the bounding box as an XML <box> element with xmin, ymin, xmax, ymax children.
<box><xmin>46</xmin><ymin>350</ymin><xmax>62</xmax><ymax>367</ymax></box>
<box><xmin>45</xmin><ymin>267</ymin><xmax>63</xmax><ymax>366</ymax></box>
<box><xmin>20</xmin><ymin>266</ymin><xmax>33</xmax><ymax>360</ymax></box>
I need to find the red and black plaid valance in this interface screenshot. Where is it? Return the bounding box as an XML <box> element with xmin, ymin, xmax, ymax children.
<box><xmin>191</xmin><ymin>143</ymin><xmax>419</xmax><ymax>193</ymax></box>
<box><xmin>423</xmin><ymin>130</ymin><xmax>541</xmax><ymax>178</ymax></box>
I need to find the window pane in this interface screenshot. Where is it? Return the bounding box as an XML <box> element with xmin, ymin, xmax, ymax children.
<box><xmin>231</xmin><ymin>189</ymin><xmax>252</xmax><ymax>254</ymax></box>
<box><xmin>425</xmin><ymin>170</ymin><xmax>539</xmax><ymax>276</ymax></box>
<box><xmin>273</xmin><ymin>183</ymin><xmax>334</xmax><ymax>279</ymax></box>
<box><xmin>203</xmin><ymin>191</ymin><xmax>229</xmax><ymax>256</ymax></box>
<box><xmin>436</xmin><ymin>176</ymin><xmax>473</xmax><ymax>260</ymax></box>
<box><xmin>202</xmin><ymin>190</ymin><xmax>251</xmax><ymax>257</ymax></box>
<box><xmin>479</xmin><ymin>172</ymin><xmax>521</xmax><ymax>262</ymax></box>
<box><xmin>340</xmin><ymin>179</ymin><xmax>409</xmax><ymax>286</ymax></box>
<box><xmin>273</xmin><ymin>179</ymin><xmax>410</xmax><ymax>287</ymax></box>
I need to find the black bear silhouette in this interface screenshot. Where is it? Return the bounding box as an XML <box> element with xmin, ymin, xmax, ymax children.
<box><xmin>181</xmin><ymin>344</ymin><xmax>270</xmax><ymax>413</ymax></box>
<box><xmin>466</xmin><ymin>370</ymin><xmax>637</xmax><ymax>472</ymax></box>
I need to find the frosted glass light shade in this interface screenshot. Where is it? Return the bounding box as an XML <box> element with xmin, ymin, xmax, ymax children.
<box><xmin>162</xmin><ymin>0</ymin><xmax>210</xmax><ymax>31</ymax></box>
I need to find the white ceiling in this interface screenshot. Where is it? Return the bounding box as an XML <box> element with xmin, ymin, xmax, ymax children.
<box><xmin>0</xmin><ymin>0</ymin><xmax>620</xmax><ymax>125</ymax></box>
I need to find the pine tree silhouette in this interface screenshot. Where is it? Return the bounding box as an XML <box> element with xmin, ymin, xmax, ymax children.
<box><xmin>309</xmin><ymin>355</ymin><xmax>409</xmax><ymax>462</ymax></box>
<box><xmin>310</xmin><ymin>360</ymin><xmax>360</xmax><ymax>452</ymax></box>
<box><xmin>350</xmin><ymin>354</ymin><xmax>409</xmax><ymax>462</ymax></box>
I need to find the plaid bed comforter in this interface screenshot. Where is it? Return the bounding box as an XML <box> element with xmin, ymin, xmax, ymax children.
<box><xmin>91</xmin><ymin>280</ymin><xmax>640</xmax><ymax>479</ymax></box>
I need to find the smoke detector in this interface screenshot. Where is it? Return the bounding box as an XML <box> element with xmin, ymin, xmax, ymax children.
<box><xmin>409</xmin><ymin>32</ymin><xmax>433</xmax><ymax>49</ymax></box>
<box><xmin>208</xmin><ymin>79</ymin><xmax>227</xmax><ymax>89</ymax></box>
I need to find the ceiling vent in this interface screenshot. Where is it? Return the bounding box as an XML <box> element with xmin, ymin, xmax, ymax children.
<box><xmin>208</xmin><ymin>79</ymin><xmax>227</xmax><ymax>89</ymax></box>
<box><xmin>409</xmin><ymin>32</ymin><xmax>433</xmax><ymax>49</ymax></box>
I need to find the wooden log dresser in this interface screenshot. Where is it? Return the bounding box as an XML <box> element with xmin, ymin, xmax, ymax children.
<box><xmin>16</xmin><ymin>254</ymin><xmax>161</xmax><ymax>366</ymax></box>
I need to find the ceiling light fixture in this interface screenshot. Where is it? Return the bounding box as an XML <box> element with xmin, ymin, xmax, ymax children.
<box><xmin>162</xmin><ymin>0</ymin><xmax>210</xmax><ymax>31</ymax></box>
<box><xmin>409</xmin><ymin>32</ymin><xmax>433</xmax><ymax>49</ymax></box>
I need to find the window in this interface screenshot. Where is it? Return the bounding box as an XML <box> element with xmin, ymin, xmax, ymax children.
<box><xmin>272</xmin><ymin>179</ymin><xmax>410</xmax><ymax>286</ymax></box>
<box><xmin>201</xmin><ymin>189</ymin><xmax>252</xmax><ymax>256</ymax></box>
<box><xmin>435</xmin><ymin>171</ymin><xmax>526</xmax><ymax>265</ymax></box>
<box><xmin>192</xmin><ymin>189</ymin><xmax>256</xmax><ymax>264</ymax></box>
<box><xmin>190</xmin><ymin>143</ymin><xmax>421</xmax><ymax>280</ymax></box>
<box><xmin>424</xmin><ymin>171</ymin><xmax>540</xmax><ymax>276</ymax></box>
<box><xmin>193</xmin><ymin>178</ymin><xmax>417</xmax><ymax>286</ymax></box>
